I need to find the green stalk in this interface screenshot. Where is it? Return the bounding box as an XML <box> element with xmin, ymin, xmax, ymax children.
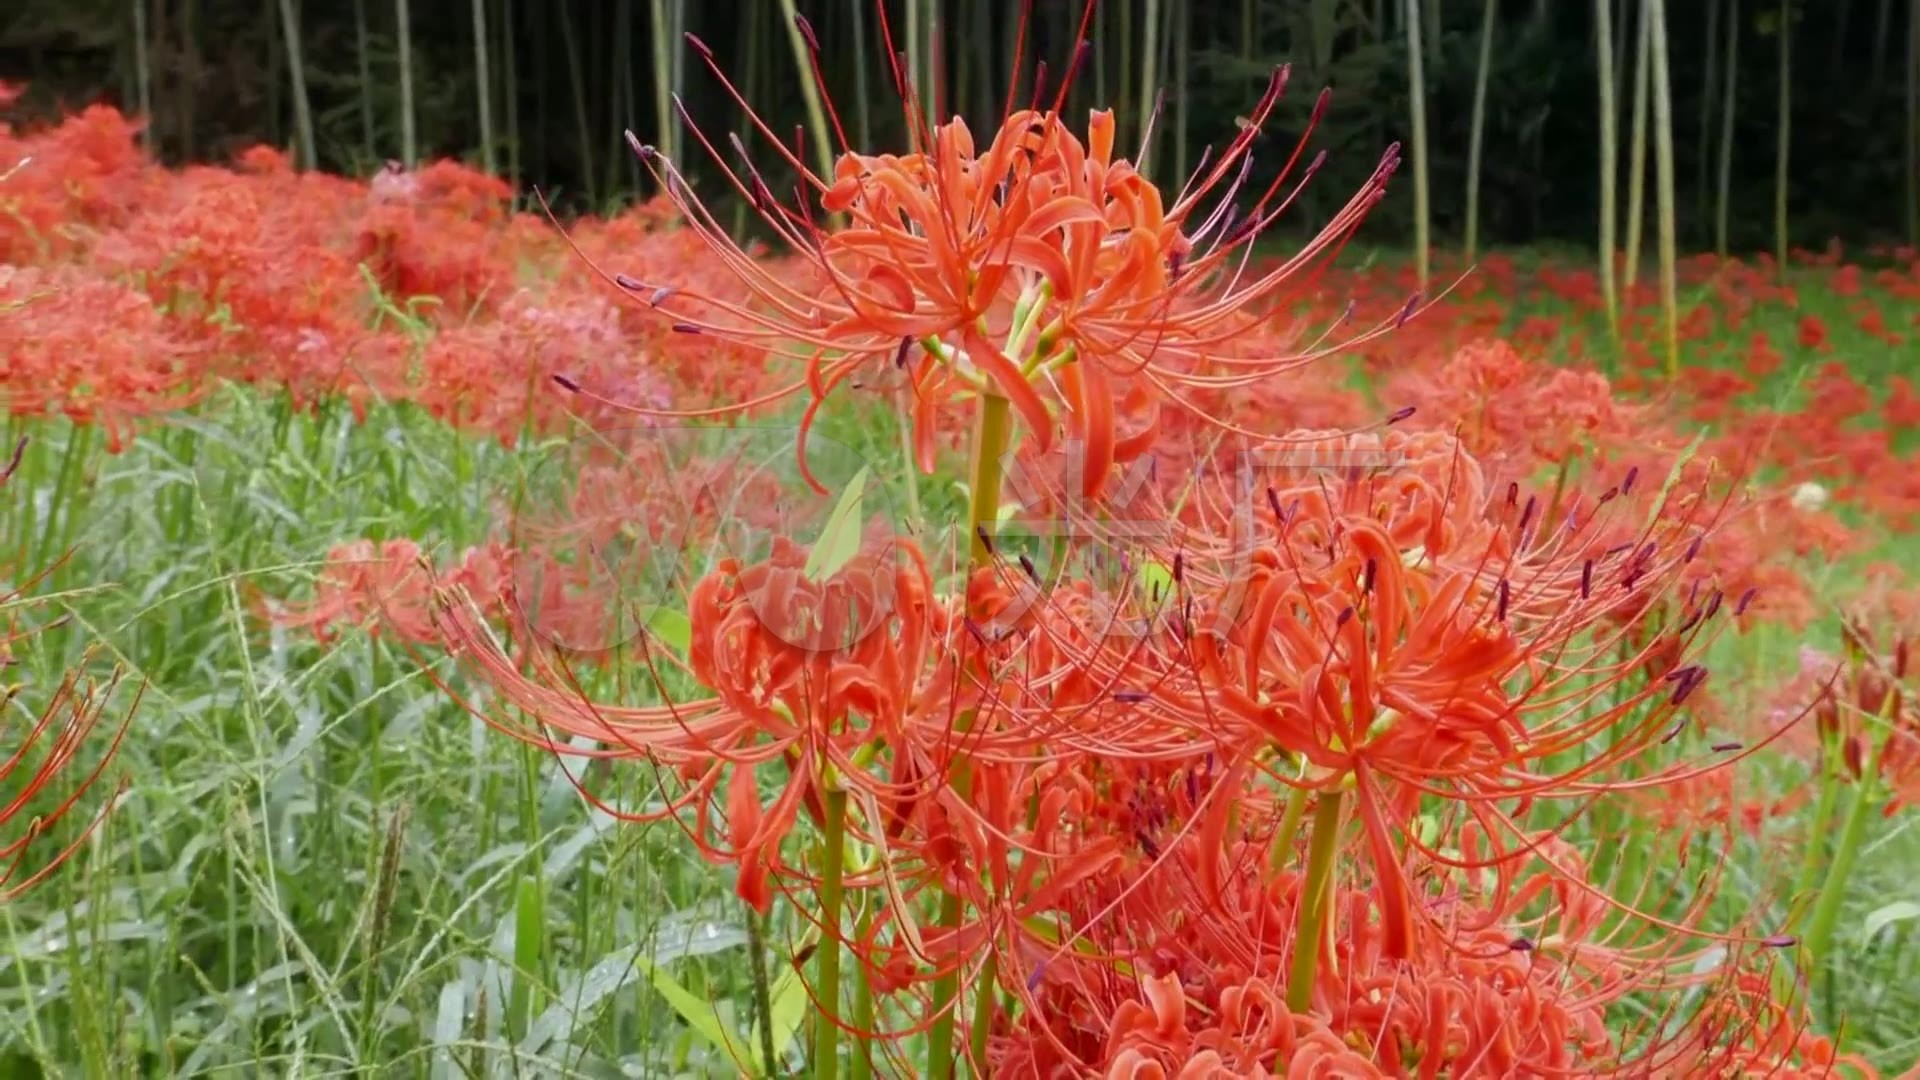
<box><xmin>1804</xmin><ymin>705</ymin><xmax>1899</xmax><ymax>974</ymax></box>
<box><xmin>1405</xmin><ymin>0</ymin><xmax>1431</xmax><ymax>292</ymax></box>
<box><xmin>1596</xmin><ymin>0</ymin><xmax>1620</xmax><ymax>331</ymax></box>
<box><xmin>1789</xmin><ymin>738</ymin><xmax>1842</xmax><ymax>922</ymax></box>
<box><xmin>1716</xmin><ymin>0</ymin><xmax>1741</xmax><ymax>256</ymax></box>
<box><xmin>849</xmin><ymin>902</ymin><xmax>875</xmax><ymax>1080</ymax></box>
<box><xmin>1647</xmin><ymin>0</ymin><xmax>1679</xmax><ymax>379</ymax></box>
<box><xmin>814</xmin><ymin>787</ymin><xmax>849</xmax><ymax>1080</ymax></box>
<box><xmin>1286</xmin><ymin>790</ymin><xmax>1344</xmax><ymax>1013</ymax></box>
<box><xmin>276</xmin><ymin>0</ymin><xmax>317</xmax><ymax>169</ymax></box>
<box><xmin>1269</xmin><ymin>782</ymin><xmax>1311</xmax><ymax>873</ymax></box>
<box><xmin>1775</xmin><ymin>0</ymin><xmax>1792</xmax><ymax>274</ymax></box>
<box><xmin>1696</xmin><ymin>0</ymin><xmax>1722</xmax><ymax>229</ymax></box>
<box><xmin>1464</xmin><ymin>0</ymin><xmax>1497</xmax><ymax>261</ymax></box>
<box><xmin>472</xmin><ymin>0</ymin><xmax>495</xmax><ymax>174</ymax></box>
<box><xmin>395</xmin><ymin>0</ymin><xmax>416</xmax><ymax>167</ymax></box>
<box><xmin>1623</xmin><ymin>0</ymin><xmax>1650</xmax><ymax>294</ymax></box>
<box><xmin>927</xmin><ymin>391</ymin><xmax>1013</xmax><ymax>1079</ymax></box>
<box><xmin>776</xmin><ymin>0</ymin><xmax>836</xmax><ymax>183</ymax></box>
<box><xmin>1909</xmin><ymin>0</ymin><xmax>1919</xmax><ymax>245</ymax></box>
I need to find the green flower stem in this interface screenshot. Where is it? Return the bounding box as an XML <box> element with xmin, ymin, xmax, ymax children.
<box><xmin>1285</xmin><ymin>790</ymin><xmax>1345</xmax><ymax>1014</ymax></box>
<box><xmin>928</xmin><ymin>389</ymin><xmax>1013</xmax><ymax>1079</ymax></box>
<box><xmin>814</xmin><ymin>785</ymin><xmax>849</xmax><ymax>1080</ymax></box>
<box><xmin>849</xmin><ymin>898</ymin><xmax>875</xmax><ymax>1080</ymax></box>
<box><xmin>1803</xmin><ymin>722</ymin><xmax>1895</xmax><ymax>973</ymax></box>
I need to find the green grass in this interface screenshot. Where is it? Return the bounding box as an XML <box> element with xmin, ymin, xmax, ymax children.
<box><xmin>4</xmin><ymin>259</ymin><xmax>1920</xmax><ymax>1075</ymax></box>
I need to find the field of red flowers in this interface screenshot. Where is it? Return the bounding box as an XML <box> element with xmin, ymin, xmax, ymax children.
<box><xmin>7</xmin><ymin>75</ymin><xmax>1920</xmax><ymax>1078</ymax></box>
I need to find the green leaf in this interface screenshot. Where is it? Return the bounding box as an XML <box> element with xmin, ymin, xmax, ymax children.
<box><xmin>1137</xmin><ymin>560</ymin><xmax>1175</xmax><ymax>608</ymax></box>
<box><xmin>641</xmin><ymin>605</ymin><xmax>692</xmax><ymax>655</ymax></box>
<box><xmin>804</xmin><ymin>466</ymin><xmax>870</xmax><ymax>581</ymax></box>
<box><xmin>631</xmin><ymin>953</ymin><xmax>754</xmax><ymax>1069</ymax></box>
<box><xmin>1864</xmin><ymin>901</ymin><xmax>1920</xmax><ymax>942</ymax></box>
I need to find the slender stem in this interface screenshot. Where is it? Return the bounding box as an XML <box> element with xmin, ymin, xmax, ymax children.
<box><xmin>746</xmin><ymin>901</ymin><xmax>779</xmax><ymax>1078</ymax></box>
<box><xmin>1647</xmin><ymin>0</ymin><xmax>1679</xmax><ymax>380</ymax></box>
<box><xmin>472</xmin><ymin>0</ymin><xmax>494</xmax><ymax>174</ymax></box>
<box><xmin>928</xmin><ymin>392</ymin><xmax>1013</xmax><ymax>1079</ymax></box>
<box><xmin>1788</xmin><ymin>737</ymin><xmax>1841</xmax><ymax>924</ymax></box>
<box><xmin>1464</xmin><ymin>0</ymin><xmax>1497</xmax><ymax>261</ymax></box>
<box><xmin>814</xmin><ymin>787</ymin><xmax>848</xmax><ymax>1080</ymax></box>
<box><xmin>276</xmin><ymin>0</ymin><xmax>317</xmax><ymax>169</ymax></box>
<box><xmin>1775</xmin><ymin>0</ymin><xmax>1792</xmax><ymax>275</ymax></box>
<box><xmin>1804</xmin><ymin>711</ymin><xmax>1897</xmax><ymax>973</ymax></box>
<box><xmin>1716</xmin><ymin>0</ymin><xmax>1741</xmax><ymax>257</ymax></box>
<box><xmin>1404</xmin><ymin>0</ymin><xmax>1431</xmax><ymax>292</ymax></box>
<box><xmin>1269</xmin><ymin>782</ymin><xmax>1311</xmax><ymax>874</ymax></box>
<box><xmin>849</xmin><ymin>901</ymin><xmax>874</xmax><ymax>1080</ymax></box>
<box><xmin>394</xmin><ymin>0</ymin><xmax>416</xmax><ymax>167</ymax></box>
<box><xmin>1286</xmin><ymin>790</ymin><xmax>1344</xmax><ymax>1014</ymax></box>
<box><xmin>1623</xmin><ymin>0</ymin><xmax>1650</xmax><ymax>293</ymax></box>
<box><xmin>1596</xmin><ymin>0</ymin><xmax>1620</xmax><ymax>333</ymax></box>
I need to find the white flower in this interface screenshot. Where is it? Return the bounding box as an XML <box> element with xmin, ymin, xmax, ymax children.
<box><xmin>1790</xmin><ymin>481</ymin><xmax>1829</xmax><ymax>513</ymax></box>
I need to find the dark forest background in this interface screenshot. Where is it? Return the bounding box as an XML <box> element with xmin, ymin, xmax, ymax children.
<box><xmin>3</xmin><ymin>0</ymin><xmax>1917</xmax><ymax>256</ymax></box>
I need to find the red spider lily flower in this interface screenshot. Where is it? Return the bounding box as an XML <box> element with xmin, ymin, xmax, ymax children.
<box><xmin>547</xmin><ymin>1</ymin><xmax>1409</xmax><ymax>499</ymax></box>
<box><xmin>1126</xmin><ymin>430</ymin><xmax>1781</xmax><ymax>963</ymax></box>
<box><xmin>431</xmin><ymin>524</ymin><xmax>947</xmax><ymax>915</ymax></box>
<box><xmin>2</xmin><ymin>440</ymin><xmax>135</xmax><ymax>898</ymax></box>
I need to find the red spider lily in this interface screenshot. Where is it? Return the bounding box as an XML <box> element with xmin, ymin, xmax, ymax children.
<box><xmin>545</xmin><ymin>0</ymin><xmax>1412</xmax><ymax>499</ymax></box>
<box><xmin>1</xmin><ymin>440</ymin><xmax>134</xmax><ymax>898</ymax></box>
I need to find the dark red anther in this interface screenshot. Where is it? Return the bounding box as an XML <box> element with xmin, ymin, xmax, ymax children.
<box><xmin>1172</xmin><ymin>553</ymin><xmax>1184</xmax><ymax>583</ymax></box>
<box><xmin>1712</xmin><ymin>741</ymin><xmax>1743</xmax><ymax>752</ymax></box>
<box><xmin>1362</xmin><ymin>558</ymin><xmax>1377</xmax><ymax>594</ymax></box>
<box><xmin>964</xmin><ymin>618</ymin><xmax>990</xmax><ymax>646</ymax></box>
<box><xmin>1395</xmin><ymin>294</ymin><xmax>1421</xmax><ymax>327</ymax></box>
<box><xmin>683</xmin><ymin>33</ymin><xmax>715</xmax><ymax>61</ymax></box>
<box><xmin>793</xmin><ymin>13</ymin><xmax>820</xmax><ymax>52</ymax></box>
<box><xmin>894</xmin><ymin>337</ymin><xmax>912</xmax><ymax>369</ymax></box>
<box><xmin>1684</xmin><ymin>535</ymin><xmax>1703</xmax><ymax>562</ymax></box>
<box><xmin>1896</xmin><ymin>637</ymin><xmax>1911</xmax><ymax>680</ymax></box>
<box><xmin>1267</xmin><ymin>486</ymin><xmax>1285</xmax><ymax>522</ymax></box>
<box><xmin>2</xmin><ymin>436</ymin><xmax>24</xmax><ymax>481</ymax></box>
<box><xmin>1580</xmin><ymin>559</ymin><xmax>1594</xmax><ymax>599</ymax></box>
<box><xmin>1519</xmin><ymin>495</ymin><xmax>1538</xmax><ymax>533</ymax></box>
<box><xmin>1388</xmin><ymin>405</ymin><xmax>1415</xmax><ymax>424</ymax></box>
<box><xmin>1497</xmin><ymin>579</ymin><xmax>1510</xmax><ymax>622</ymax></box>
<box><xmin>1018</xmin><ymin>554</ymin><xmax>1039</xmax><ymax>582</ymax></box>
<box><xmin>975</xmin><ymin>526</ymin><xmax>996</xmax><ymax>555</ymax></box>
<box><xmin>1506</xmin><ymin>481</ymin><xmax>1519</xmax><ymax>508</ymax></box>
<box><xmin>1763</xmin><ymin>935</ymin><xmax>1799</xmax><ymax>949</ymax></box>
<box><xmin>613</xmin><ymin>273</ymin><xmax>643</xmax><ymax>291</ymax></box>
<box><xmin>1598</xmin><ymin>486</ymin><xmax>1619</xmax><ymax>504</ymax></box>
<box><xmin>1622</xmin><ymin>466</ymin><xmax>1640</xmax><ymax>494</ymax></box>
<box><xmin>1311</xmin><ymin>87</ymin><xmax>1332</xmax><ymax>124</ymax></box>
<box><xmin>1843</xmin><ymin>735</ymin><xmax>1864</xmax><ymax>780</ymax></box>
<box><xmin>1113</xmin><ymin>689</ymin><xmax>1149</xmax><ymax>704</ymax></box>
<box><xmin>671</xmin><ymin>323</ymin><xmax>702</xmax><ymax>334</ymax></box>
<box><xmin>1736</xmin><ymin>587</ymin><xmax>1759</xmax><ymax>615</ymax></box>
<box><xmin>1509</xmin><ymin>937</ymin><xmax>1535</xmax><ymax>952</ymax></box>
<box><xmin>1336</xmin><ymin>606</ymin><xmax>1355</xmax><ymax>627</ymax></box>
<box><xmin>552</xmin><ymin>374</ymin><xmax>582</xmax><ymax>392</ymax></box>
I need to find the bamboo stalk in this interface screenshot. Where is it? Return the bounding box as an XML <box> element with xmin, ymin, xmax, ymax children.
<box><xmin>1717</xmin><ymin>0</ymin><xmax>1741</xmax><ymax>256</ymax></box>
<box><xmin>1406</xmin><ymin>0</ymin><xmax>1432</xmax><ymax>291</ymax></box>
<box><xmin>1141</xmin><ymin>0</ymin><xmax>1162</xmax><ymax>174</ymax></box>
<box><xmin>504</xmin><ymin>0</ymin><xmax>519</xmax><ymax>188</ymax></box>
<box><xmin>354</xmin><ymin>0</ymin><xmax>375</xmax><ymax>161</ymax></box>
<box><xmin>473</xmin><ymin>0</ymin><xmax>495</xmax><ymax>175</ymax></box>
<box><xmin>1775</xmin><ymin>0</ymin><xmax>1792</xmax><ymax>275</ymax></box>
<box><xmin>1624</xmin><ymin>0</ymin><xmax>1650</xmax><ymax>293</ymax></box>
<box><xmin>132</xmin><ymin>0</ymin><xmax>152</xmax><ymax>149</ymax></box>
<box><xmin>1909</xmin><ymin>0</ymin><xmax>1918</xmax><ymax>244</ymax></box>
<box><xmin>1596</xmin><ymin>0</ymin><xmax>1621</xmax><ymax>332</ymax></box>
<box><xmin>277</xmin><ymin>0</ymin><xmax>317</xmax><ymax>170</ymax></box>
<box><xmin>650</xmin><ymin>0</ymin><xmax>675</xmax><ymax>183</ymax></box>
<box><xmin>1696</xmin><ymin>0</ymin><xmax>1721</xmax><ymax>231</ymax></box>
<box><xmin>557</xmin><ymin>0</ymin><xmax>595</xmax><ymax>205</ymax></box>
<box><xmin>1464</xmin><ymin>0</ymin><xmax>1497</xmax><ymax>261</ymax></box>
<box><xmin>396</xmin><ymin>0</ymin><xmax>416</xmax><ymax>166</ymax></box>
<box><xmin>850</xmin><ymin>0</ymin><xmax>871</xmax><ymax>147</ymax></box>
<box><xmin>776</xmin><ymin>0</ymin><xmax>836</xmax><ymax>183</ymax></box>
<box><xmin>1174</xmin><ymin>2</ymin><xmax>1190</xmax><ymax>181</ymax></box>
<box><xmin>1876</xmin><ymin>0</ymin><xmax>1897</xmax><ymax>86</ymax></box>
<box><xmin>1648</xmin><ymin>0</ymin><xmax>1680</xmax><ymax>378</ymax></box>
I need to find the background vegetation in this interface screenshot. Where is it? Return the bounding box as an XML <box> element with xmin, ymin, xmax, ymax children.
<box><xmin>4</xmin><ymin>0</ymin><xmax>1917</xmax><ymax>255</ymax></box>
